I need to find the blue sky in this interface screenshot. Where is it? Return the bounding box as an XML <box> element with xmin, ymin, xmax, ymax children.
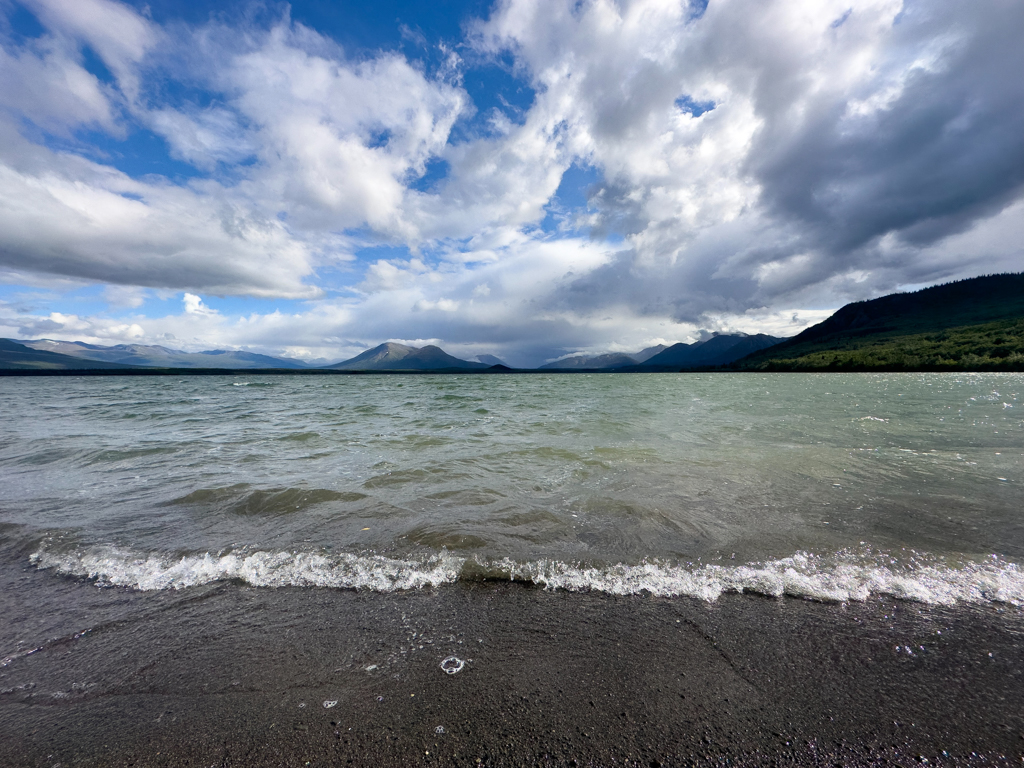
<box><xmin>1</xmin><ymin>0</ymin><xmax>1022</xmax><ymax>365</ymax></box>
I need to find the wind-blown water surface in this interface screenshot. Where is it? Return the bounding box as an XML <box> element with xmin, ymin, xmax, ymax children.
<box><xmin>2</xmin><ymin>373</ymin><xmax>1021</xmax><ymax>605</ymax></box>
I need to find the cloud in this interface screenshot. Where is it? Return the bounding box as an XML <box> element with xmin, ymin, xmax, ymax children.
<box><xmin>182</xmin><ymin>293</ymin><xmax>217</xmax><ymax>316</ymax></box>
<box><xmin>742</xmin><ymin>0</ymin><xmax>1024</xmax><ymax>252</ymax></box>
<box><xmin>474</xmin><ymin>0</ymin><xmax>1024</xmax><ymax>321</ymax></box>
<box><xmin>103</xmin><ymin>285</ymin><xmax>147</xmax><ymax>308</ymax></box>
<box><xmin>0</xmin><ymin>29</ymin><xmax>119</xmax><ymax>134</ymax></box>
<box><xmin>1</xmin><ymin>0</ymin><xmax>1022</xmax><ymax>363</ymax></box>
<box><xmin>0</xmin><ymin>308</ymin><xmax>144</xmax><ymax>341</ymax></box>
<box><xmin>0</xmin><ymin>1</ymin><xmax>468</xmax><ymax>293</ymax></box>
<box><xmin>413</xmin><ymin>298</ymin><xmax>460</xmax><ymax>312</ymax></box>
<box><xmin>215</xmin><ymin>24</ymin><xmax>470</xmax><ymax>236</ymax></box>
<box><xmin>22</xmin><ymin>0</ymin><xmax>157</xmax><ymax>97</ymax></box>
<box><xmin>147</xmin><ymin>107</ymin><xmax>254</xmax><ymax>170</ymax></box>
<box><xmin>0</xmin><ymin>125</ymin><xmax>320</xmax><ymax>297</ymax></box>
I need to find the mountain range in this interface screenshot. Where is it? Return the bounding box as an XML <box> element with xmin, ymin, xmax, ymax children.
<box><xmin>0</xmin><ymin>338</ymin><xmax>133</xmax><ymax>370</ymax></box>
<box><xmin>538</xmin><ymin>345</ymin><xmax>667</xmax><ymax>369</ymax></box>
<box><xmin>0</xmin><ymin>335</ymin><xmax>765</xmax><ymax>372</ymax></box>
<box><xmin>3</xmin><ymin>273</ymin><xmax>1022</xmax><ymax>373</ymax></box>
<box><xmin>15</xmin><ymin>339</ymin><xmax>312</xmax><ymax>369</ymax></box>
<box><xmin>630</xmin><ymin>334</ymin><xmax>783</xmax><ymax>369</ymax></box>
<box><xmin>538</xmin><ymin>335</ymin><xmax>783</xmax><ymax>370</ymax></box>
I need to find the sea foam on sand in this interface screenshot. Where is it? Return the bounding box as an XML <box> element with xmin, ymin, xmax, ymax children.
<box><xmin>29</xmin><ymin>545</ymin><xmax>1024</xmax><ymax>606</ymax></box>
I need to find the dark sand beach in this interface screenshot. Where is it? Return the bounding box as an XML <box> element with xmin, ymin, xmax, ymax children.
<box><xmin>2</xmin><ymin>548</ymin><xmax>1023</xmax><ymax>767</ymax></box>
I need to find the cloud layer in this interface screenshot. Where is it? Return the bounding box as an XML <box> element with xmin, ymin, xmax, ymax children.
<box><xmin>1</xmin><ymin>0</ymin><xmax>1022</xmax><ymax>365</ymax></box>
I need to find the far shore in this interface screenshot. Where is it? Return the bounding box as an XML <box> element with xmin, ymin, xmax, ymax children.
<box><xmin>4</xmin><ymin>365</ymin><xmax>1024</xmax><ymax>377</ymax></box>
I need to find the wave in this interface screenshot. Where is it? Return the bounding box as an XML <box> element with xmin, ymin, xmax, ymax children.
<box><xmin>161</xmin><ymin>486</ymin><xmax>368</xmax><ymax>515</ymax></box>
<box><xmin>28</xmin><ymin>546</ymin><xmax>1024</xmax><ymax>606</ymax></box>
<box><xmin>29</xmin><ymin>546</ymin><xmax>462</xmax><ymax>592</ymax></box>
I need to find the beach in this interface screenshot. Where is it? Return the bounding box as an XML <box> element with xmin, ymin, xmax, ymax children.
<box><xmin>3</xmin><ymin>550</ymin><xmax>1023</xmax><ymax>766</ymax></box>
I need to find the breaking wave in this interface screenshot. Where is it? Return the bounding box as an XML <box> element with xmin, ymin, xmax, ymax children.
<box><xmin>29</xmin><ymin>547</ymin><xmax>463</xmax><ymax>592</ymax></box>
<box><xmin>29</xmin><ymin>545</ymin><xmax>1024</xmax><ymax>606</ymax></box>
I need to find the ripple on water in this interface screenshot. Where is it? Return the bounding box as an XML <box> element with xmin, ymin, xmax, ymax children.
<box><xmin>163</xmin><ymin>485</ymin><xmax>368</xmax><ymax>516</ymax></box>
<box><xmin>402</xmin><ymin>525</ymin><xmax>492</xmax><ymax>550</ymax></box>
<box><xmin>423</xmin><ymin>488</ymin><xmax>507</xmax><ymax>506</ymax></box>
<box><xmin>277</xmin><ymin>431</ymin><xmax>321</xmax><ymax>442</ymax></box>
<box><xmin>362</xmin><ymin>468</ymin><xmax>469</xmax><ymax>489</ymax></box>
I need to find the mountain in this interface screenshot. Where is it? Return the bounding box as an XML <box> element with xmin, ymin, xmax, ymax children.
<box><xmin>539</xmin><ymin>352</ymin><xmax>639</xmax><ymax>370</ymax></box>
<box><xmin>17</xmin><ymin>339</ymin><xmax>311</xmax><ymax>369</ymax></box>
<box><xmin>633</xmin><ymin>344</ymin><xmax>668</xmax><ymax>363</ymax></box>
<box><xmin>326</xmin><ymin>343</ymin><xmax>490</xmax><ymax>371</ymax></box>
<box><xmin>0</xmin><ymin>339</ymin><xmax>134</xmax><ymax>370</ymax></box>
<box><xmin>539</xmin><ymin>343</ymin><xmax>671</xmax><ymax>370</ymax></box>
<box><xmin>734</xmin><ymin>273</ymin><xmax>1024</xmax><ymax>371</ymax></box>
<box><xmin>475</xmin><ymin>354</ymin><xmax>507</xmax><ymax>366</ymax></box>
<box><xmin>639</xmin><ymin>333</ymin><xmax>784</xmax><ymax>369</ymax></box>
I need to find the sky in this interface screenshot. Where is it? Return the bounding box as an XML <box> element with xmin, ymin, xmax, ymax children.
<box><xmin>0</xmin><ymin>0</ymin><xmax>1021</xmax><ymax>367</ymax></box>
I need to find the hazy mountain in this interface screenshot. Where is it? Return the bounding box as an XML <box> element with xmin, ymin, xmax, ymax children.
<box><xmin>633</xmin><ymin>344</ymin><xmax>668</xmax><ymax>363</ymax></box>
<box><xmin>640</xmin><ymin>333</ymin><xmax>784</xmax><ymax>369</ymax></box>
<box><xmin>734</xmin><ymin>273</ymin><xmax>1024</xmax><ymax>371</ymax></box>
<box><xmin>326</xmin><ymin>343</ymin><xmax>490</xmax><ymax>371</ymax></box>
<box><xmin>539</xmin><ymin>343</ymin><xmax>671</xmax><ymax>370</ymax></box>
<box><xmin>539</xmin><ymin>352</ymin><xmax>638</xmax><ymax>370</ymax></box>
<box><xmin>17</xmin><ymin>339</ymin><xmax>311</xmax><ymax>369</ymax></box>
<box><xmin>1</xmin><ymin>339</ymin><xmax>134</xmax><ymax>370</ymax></box>
<box><xmin>475</xmin><ymin>354</ymin><xmax>507</xmax><ymax>366</ymax></box>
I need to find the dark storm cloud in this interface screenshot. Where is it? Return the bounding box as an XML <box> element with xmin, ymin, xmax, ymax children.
<box><xmin>750</xmin><ymin>0</ymin><xmax>1024</xmax><ymax>255</ymax></box>
<box><xmin>526</xmin><ymin>0</ymin><xmax>1024</xmax><ymax>326</ymax></box>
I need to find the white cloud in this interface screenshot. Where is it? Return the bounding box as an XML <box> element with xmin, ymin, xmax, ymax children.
<box><xmin>23</xmin><ymin>0</ymin><xmax>157</xmax><ymax>98</ymax></box>
<box><xmin>0</xmin><ymin>32</ymin><xmax>119</xmax><ymax>134</ymax></box>
<box><xmin>0</xmin><ymin>128</ymin><xmax>320</xmax><ymax>297</ymax></box>
<box><xmin>413</xmin><ymin>298</ymin><xmax>460</xmax><ymax>312</ymax></box>
<box><xmin>211</xmin><ymin>22</ymin><xmax>470</xmax><ymax>237</ymax></box>
<box><xmin>103</xmin><ymin>285</ymin><xmax>147</xmax><ymax>308</ymax></box>
<box><xmin>147</xmin><ymin>107</ymin><xmax>254</xmax><ymax>170</ymax></box>
<box><xmin>182</xmin><ymin>293</ymin><xmax>216</xmax><ymax>316</ymax></box>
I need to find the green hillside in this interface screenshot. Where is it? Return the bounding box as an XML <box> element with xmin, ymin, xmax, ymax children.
<box><xmin>736</xmin><ymin>274</ymin><xmax>1024</xmax><ymax>371</ymax></box>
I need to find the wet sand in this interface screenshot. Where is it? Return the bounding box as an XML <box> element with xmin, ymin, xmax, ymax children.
<box><xmin>2</xmin><ymin>558</ymin><xmax>1023</xmax><ymax>766</ymax></box>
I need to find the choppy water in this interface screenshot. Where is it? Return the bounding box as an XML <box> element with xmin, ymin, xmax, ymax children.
<box><xmin>1</xmin><ymin>372</ymin><xmax>1022</xmax><ymax>605</ymax></box>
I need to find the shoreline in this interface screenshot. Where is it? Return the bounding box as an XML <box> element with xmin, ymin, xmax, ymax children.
<box><xmin>2</xmin><ymin>569</ymin><xmax>1023</xmax><ymax>766</ymax></box>
<box><xmin>4</xmin><ymin>367</ymin><xmax>1024</xmax><ymax>377</ymax></box>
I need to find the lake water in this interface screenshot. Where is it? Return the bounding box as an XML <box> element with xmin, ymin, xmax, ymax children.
<box><xmin>1</xmin><ymin>372</ymin><xmax>1022</xmax><ymax>605</ymax></box>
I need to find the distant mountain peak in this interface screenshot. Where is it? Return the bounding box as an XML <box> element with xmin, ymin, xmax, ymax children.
<box><xmin>633</xmin><ymin>344</ymin><xmax>668</xmax><ymax>363</ymax></box>
<box><xmin>539</xmin><ymin>352</ymin><xmax>639</xmax><ymax>370</ymax></box>
<box><xmin>327</xmin><ymin>343</ymin><xmax>488</xmax><ymax>371</ymax></box>
<box><xmin>639</xmin><ymin>333</ymin><xmax>783</xmax><ymax>369</ymax></box>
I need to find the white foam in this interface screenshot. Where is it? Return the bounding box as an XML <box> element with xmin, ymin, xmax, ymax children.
<box><xmin>29</xmin><ymin>546</ymin><xmax>463</xmax><ymax>592</ymax></box>
<box><xmin>489</xmin><ymin>552</ymin><xmax>1024</xmax><ymax>606</ymax></box>
<box><xmin>28</xmin><ymin>546</ymin><xmax>1024</xmax><ymax>606</ymax></box>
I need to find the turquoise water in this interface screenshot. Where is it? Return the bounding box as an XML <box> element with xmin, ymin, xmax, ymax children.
<box><xmin>1</xmin><ymin>372</ymin><xmax>1021</xmax><ymax>603</ymax></box>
